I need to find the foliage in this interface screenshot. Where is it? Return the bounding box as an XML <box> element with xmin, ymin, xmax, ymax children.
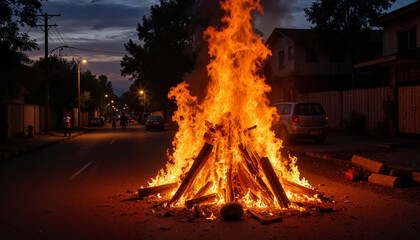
<box><xmin>344</xmin><ymin>111</ymin><xmax>365</xmax><ymax>135</ymax></box>
<box><xmin>304</xmin><ymin>0</ymin><xmax>395</xmax><ymax>63</ymax></box>
<box><xmin>0</xmin><ymin>0</ymin><xmax>44</xmax><ymax>102</ymax></box>
<box><xmin>27</xmin><ymin>56</ymin><xmax>116</xmax><ymax>112</ymax></box>
<box><xmin>120</xmin><ymin>0</ymin><xmax>196</xmax><ymax>113</ymax></box>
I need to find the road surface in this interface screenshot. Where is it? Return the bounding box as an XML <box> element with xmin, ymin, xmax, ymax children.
<box><xmin>0</xmin><ymin>123</ymin><xmax>418</xmax><ymax>239</ymax></box>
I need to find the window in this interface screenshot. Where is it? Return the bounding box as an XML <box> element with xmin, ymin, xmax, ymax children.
<box><xmin>276</xmin><ymin>104</ymin><xmax>291</xmax><ymax>115</ymax></box>
<box><xmin>277</xmin><ymin>104</ymin><xmax>285</xmax><ymax>115</ymax></box>
<box><xmin>283</xmin><ymin>104</ymin><xmax>292</xmax><ymax>115</ymax></box>
<box><xmin>306</xmin><ymin>46</ymin><xmax>318</xmax><ymax>63</ymax></box>
<box><xmin>398</xmin><ymin>28</ymin><xmax>416</xmax><ymax>53</ymax></box>
<box><xmin>288</xmin><ymin>46</ymin><xmax>294</xmax><ymax>59</ymax></box>
<box><xmin>278</xmin><ymin>50</ymin><xmax>285</xmax><ymax>69</ymax></box>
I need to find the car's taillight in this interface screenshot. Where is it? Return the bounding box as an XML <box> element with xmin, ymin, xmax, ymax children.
<box><xmin>292</xmin><ymin>115</ymin><xmax>299</xmax><ymax>123</ymax></box>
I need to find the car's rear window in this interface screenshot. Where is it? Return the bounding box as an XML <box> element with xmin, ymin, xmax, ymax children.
<box><xmin>276</xmin><ymin>104</ymin><xmax>292</xmax><ymax>115</ymax></box>
<box><xmin>148</xmin><ymin>116</ymin><xmax>162</xmax><ymax>120</ymax></box>
<box><xmin>294</xmin><ymin>103</ymin><xmax>326</xmax><ymax>115</ymax></box>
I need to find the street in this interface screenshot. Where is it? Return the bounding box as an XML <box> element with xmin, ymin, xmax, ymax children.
<box><xmin>0</xmin><ymin>123</ymin><xmax>419</xmax><ymax>240</ymax></box>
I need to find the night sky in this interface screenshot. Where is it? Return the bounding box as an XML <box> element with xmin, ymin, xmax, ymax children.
<box><xmin>25</xmin><ymin>0</ymin><xmax>416</xmax><ymax>96</ymax></box>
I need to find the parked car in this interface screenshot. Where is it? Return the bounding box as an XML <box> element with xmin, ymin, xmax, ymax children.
<box><xmin>88</xmin><ymin>117</ymin><xmax>100</xmax><ymax>127</ymax></box>
<box><xmin>271</xmin><ymin>102</ymin><xmax>329</xmax><ymax>144</ymax></box>
<box><xmin>145</xmin><ymin>115</ymin><xmax>164</xmax><ymax>131</ymax></box>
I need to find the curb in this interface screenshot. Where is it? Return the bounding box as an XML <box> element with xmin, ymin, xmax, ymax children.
<box><xmin>304</xmin><ymin>152</ymin><xmax>350</xmax><ymax>166</ymax></box>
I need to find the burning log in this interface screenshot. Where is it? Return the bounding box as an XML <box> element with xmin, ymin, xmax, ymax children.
<box><xmin>281</xmin><ymin>178</ymin><xmax>322</xmax><ymax>198</ymax></box>
<box><xmin>185</xmin><ymin>193</ymin><xmax>218</xmax><ymax>209</ymax></box>
<box><xmin>351</xmin><ymin>155</ymin><xmax>385</xmax><ymax>174</ymax></box>
<box><xmin>260</xmin><ymin>157</ymin><xmax>290</xmax><ymax>208</ymax></box>
<box><xmin>225</xmin><ymin>163</ymin><xmax>235</xmax><ymax>202</ymax></box>
<box><xmin>368</xmin><ymin>173</ymin><xmax>403</xmax><ymax>188</ymax></box>
<box><xmin>138</xmin><ymin>183</ymin><xmax>178</xmax><ymax>199</ymax></box>
<box><xmin>237</xmin><ymin>163</ymin><xmax>271</xmax><ymax>205</ymax></box>
<box><xmin>169</xmin><ymin>142</ymin><xmax>214</xmax><ymax>205</ymax></box>
<box><xmin>193</xmin><ymin>181</ymin><xmax>214</xmax><ymax>198</ymax></box>
<box><xmin>246</xmin><ymin>209</ymin><xmax>283</xmax><ymax>224</ymax></box>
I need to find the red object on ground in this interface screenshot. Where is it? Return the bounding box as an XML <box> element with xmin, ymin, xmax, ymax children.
<box><xmin>345</xmin><ymin>167</ymin><xmax>363</xmax><ymax>181</ymax></box>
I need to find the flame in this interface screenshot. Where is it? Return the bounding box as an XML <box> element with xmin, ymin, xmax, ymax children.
<box><xmin>148</xmin><ymin>0</ymin><xmax>315</xmax><ymax>208</ymax></box>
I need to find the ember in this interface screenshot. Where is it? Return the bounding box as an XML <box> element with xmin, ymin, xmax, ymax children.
<box><xmin>138</xmin><ymin>0</ymin><xmax>332</xmax><ymax>219</ymax></box>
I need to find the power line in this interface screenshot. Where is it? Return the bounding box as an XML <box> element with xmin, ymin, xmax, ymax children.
<box><xmin>67</xmin><ymin>46</ymin><xmax>125</xmax><ymax>56</ymax></box>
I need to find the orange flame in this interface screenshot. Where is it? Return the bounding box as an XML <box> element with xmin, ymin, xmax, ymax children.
<box><xmin>149</xmin><ymin>0</ymin><xmax>313</xmax><ymax>208</ymax></box>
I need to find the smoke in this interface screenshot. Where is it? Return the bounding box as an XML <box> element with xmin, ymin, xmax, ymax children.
<box><xmin>183</xmin><ymin>0</ymin><xmax>294</xmax><ymax>101</ymax></box>
<box><xmin>254</xmin><ymin>0</ymin><xmax>294</xmax><ymax>38</ymax></box>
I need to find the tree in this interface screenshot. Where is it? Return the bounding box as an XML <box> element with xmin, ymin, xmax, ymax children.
<box><xmin>304</xmin><ymin>0</ymin><xmax>395</xmax><ymax>63</ymax></box>
<box><xmin>0</xmin><ymin>0</ymin><xmax>43</xmax><ymax>101</ymax></box>
<box><xmin>121</xmin><ymin>0</ymin><xmax>196</xmax><ymax>119</ymax></box>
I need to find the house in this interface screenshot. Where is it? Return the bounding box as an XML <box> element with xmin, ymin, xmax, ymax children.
<box><xmin>264</xmin><ymin>28</ymin><xmax>353</xmax><ymax>103</ymax></box>
<box><xmin>355</xmin><ymin>1</ymin><xmax>420</xmax><ymax>134</ymax></box>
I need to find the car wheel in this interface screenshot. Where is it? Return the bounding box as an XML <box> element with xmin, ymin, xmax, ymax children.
<box><xmin>314</xmin><ymin>135</ymin><xmax>327</xmax><ymax>144</ymax></box>
<box><xmin>279</xmin><ymin>127</ymin><xmax>290</xmax><ymax>146</ymax></box>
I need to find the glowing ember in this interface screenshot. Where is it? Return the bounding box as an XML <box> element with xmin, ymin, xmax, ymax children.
<box><xmin>146</xmin><ymin>0</ymin><xmax>319</xmax><ymax>210</ymax></box>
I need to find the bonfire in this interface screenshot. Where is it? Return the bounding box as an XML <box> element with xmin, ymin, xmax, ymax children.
<box><xmin>137</xmin><ymin>0</ymin><xmax>332</xmax><ymax>222</ymax></box>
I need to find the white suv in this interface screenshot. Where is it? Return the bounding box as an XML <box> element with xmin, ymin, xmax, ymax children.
<box><xmin>271</xmin><ymin>102</ymin><xmax>329</xmax><ymax>144</ymax></box>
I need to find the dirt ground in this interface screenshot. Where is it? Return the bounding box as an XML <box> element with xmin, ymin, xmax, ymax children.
<box><xmin>112</xmin><ymin>155</ymin><xmax>420</xmax><ymax>240</ymax></box>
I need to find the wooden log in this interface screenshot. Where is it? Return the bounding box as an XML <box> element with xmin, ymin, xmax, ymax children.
<box><xmin>390</xmin><ymin>169</ymin><xmax>412</xmax><ymax>179</ymax></box>
<box><xmin>226</xmin><ymin>163</ymin><xmax>235</xmax><ymax>202</ymax></box>
<box><xmin>185</xmin><ymin>193</ymin><xmax>218</xmax><ymax>209</ymax></box>
<box><xmin>260</xmin><ymin>157</ymin><xmax>290</xmax><ymax>208</ymax></box>
<box><xmin>368</xmin><ymin>173</ymin><xmax>403</xmax><ymax>188</ymax></box>
<box><xmin>168</xmin><ymin>142</ymin><xmax>214</xmax><ymax>205</ymax></box>
<box><xmin>138</xmin><ymin>183</ymin><xmax>178</xmax><ymax>199</ymax></box>
<box><xmin>412</xmin><ymin>171</ymin><xmax>420</xmax><ymax>184</ymax></box>
<box><xmin>193</xmin><ymin>181</ymin><xmax>213</xmax><ymax>198</ymax></box>
<box><xmin>281</xmin><ymin>178</ymin><xmax>321</xmax><ymax>198</ymax></box>
<box><xmin>237</xmin><ymin>163</ymin><xmax>273</xmax><ymax>205</ymax></box>
<box><xmin>247</xmin><ymin>209</ymin><xmax>283</xmax><ymax>224</ymax></box>
<box><xmin>351</xmin><ymin>155</ymin><xmax>385</xmax><ymax>174</ymax></box>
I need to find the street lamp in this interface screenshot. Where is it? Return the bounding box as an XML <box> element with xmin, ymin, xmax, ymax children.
<box><xmin>78</xmin><ymin>59</ymin><xmax>87</xmax><ymax>128</ymax></box>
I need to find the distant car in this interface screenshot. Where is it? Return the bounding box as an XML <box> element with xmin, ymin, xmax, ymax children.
<box><xmin>88</xmin><ymin>117</ymin><xmax>100</xmax><ymax>127</ymax></box>
<box><xmin>271</xmin><ymin>102</ymin><xmax>329</xmax><ymax>144</ymax></box>
<box><xmin>145</xmin><ymin>115</ymin><xmax>164</xmax><ymax>131</ymax></box>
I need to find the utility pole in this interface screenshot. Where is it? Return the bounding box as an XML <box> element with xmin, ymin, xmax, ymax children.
<box><xmin>36</xmin><ymin>13</ymin><xmax>60</xmax><ymax>133</ymax></box>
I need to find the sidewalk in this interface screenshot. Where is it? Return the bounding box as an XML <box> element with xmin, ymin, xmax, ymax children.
<box><xmin>287</xmin><ymin>131</ymin><xmax>420</xmax><ymax>169</ymax></box>
<box><xmin>0</xmin><ymin>128</ymin><xmax>90</xmax><ymax>161</ymax></box>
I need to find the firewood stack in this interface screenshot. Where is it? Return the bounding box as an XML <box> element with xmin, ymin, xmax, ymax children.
<box><xmin>138</xmin><ymin>121</ymin><xmax>326</xmax><ymax>213</ymax></box>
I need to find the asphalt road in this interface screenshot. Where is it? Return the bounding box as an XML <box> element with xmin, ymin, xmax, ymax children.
<box><xmin>0</xmin><ymin>123</ymin><xmax>172</xmax><ymax>239</ymax></box>
<box><xmin>0</xmin><ymin>123</ymin><xmax>419</xmax><ymax>240</ymax></box>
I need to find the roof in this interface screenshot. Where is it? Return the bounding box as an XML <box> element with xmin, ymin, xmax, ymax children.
<box><xmin>265</xmin><ymin>28</ymin><xmax>311</xmax><ymax>46</ymax></box>
<box><xmin>265</xmin><ymin>28</ymin><xmax>381</xmax><ymax>46</ymax></box>
<box><xmin>372</xmin><ymin>1</ymin><xmax>420</xmax><ymax>26</ymax></box>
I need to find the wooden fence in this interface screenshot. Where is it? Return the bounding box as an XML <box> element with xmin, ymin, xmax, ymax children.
<box><xmin>298</xmin><ymin>87</ymin><xmax>395</xmax><ymax>131</ymax></box>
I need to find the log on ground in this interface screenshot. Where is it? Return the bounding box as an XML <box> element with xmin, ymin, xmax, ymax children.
<box><xmin>412</xmin><ymin>171</ymin><xmax>420</xmax><ymax>184</ymax></box>
<box><xmin>247</xmin><ymin>209</ymin><xmax>283</xmax><ymax>224</ymax></box>
<box><xmin>138</xmin><ymin>183</ymin><xmax>178</xmax><ymax>199</ymax></box>
<box><xmin>390</xmin><ymin>169</ymin><xmax>412</xmax><ymax>179</ymax></box>
<box><xmin>351</xmin><ymin>155</ymin><xmax>385</xmax><ymax>174</ymax></box>
<box><xmin>368</xmin><ymin>173</ymin><xmax>403</xmax><ymax>188</ymax></box>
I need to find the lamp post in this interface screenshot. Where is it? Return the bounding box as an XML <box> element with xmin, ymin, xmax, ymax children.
<box><xmin>77</xmin><ymin>59</ymin><xmax>87</xmax><ymax>128</ymax></box>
